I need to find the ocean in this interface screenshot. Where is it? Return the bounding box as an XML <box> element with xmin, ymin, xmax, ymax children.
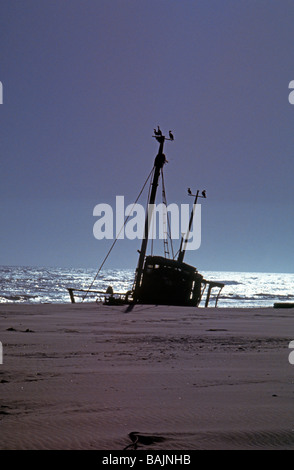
<box><xmin>0</xmin><ymin>265</ymin><xmax>293</xmax><ymax>308</ymax></box>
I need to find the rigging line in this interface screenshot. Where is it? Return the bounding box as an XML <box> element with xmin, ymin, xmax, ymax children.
<box><xmin>161</xmin><ymin>170</ymin><xmax>175</xmax><ymax>259</ymax></box>
<box><xmin>173</xmin><ymin>249</ymin><xmax>179</xmax><ymax>260</ymax></box>
<box><xmin>161</xmin><ymin>169</ymin><xmax>169</xmax><ymax>258</ymax></box>
<box><xmin>147</xmin><ymin>168</ymin><xmax>154</xmax><ymax>256</ymax></box>
<box><xmin>151</xmin><ymin>218</ymin><xmax>154</xmax><ymax>256</ymax></box>
<box><xmin>131</xmin><ymin>167</ymin><xmax>155</xmax><ymax>293</ymax></box>
<box><xmin>150</xmin><ymin>184</ymin><xmax>154</xmax><ymax>257</ymax></box>
<box><xmin>82</xmin><ymin>167</ymin><xmax>154</xmax><ymax>302</ymax></box>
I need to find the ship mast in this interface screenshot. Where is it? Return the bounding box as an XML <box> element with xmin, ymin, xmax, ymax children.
<box><xmin>133</xmin><ymin>132</ymin><xmax>168</xmax><ymax>301</ymax></box>
<box><xmin>178</xmin><ymin>189</ymin><xmax>206</xmax><ymax>263</ymax></box>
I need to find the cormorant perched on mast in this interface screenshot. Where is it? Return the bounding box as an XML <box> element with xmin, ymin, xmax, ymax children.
<box><xmin>154</xmin><ymin>126</ymin><xmax>162</xmax><ymax>136</ymax></box>
<box><xmin>154</xmin><ymin>126</ymin><xmax>163</xmax><ymax>142</ymax></box>
<box><xmin>169</xmin><ymin>130</ymin><xmax>174</xmax><ymax>141</ymax></box>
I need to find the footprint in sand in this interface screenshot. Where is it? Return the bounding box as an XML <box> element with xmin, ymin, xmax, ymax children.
<box><xmin>124</xmin><ymin>432</ymin><xmax>165</xmax><ymax>450</ymax></box>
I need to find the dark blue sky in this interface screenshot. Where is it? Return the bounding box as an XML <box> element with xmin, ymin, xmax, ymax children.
<box><xmin>1</xmin><ymin>0</ymin><xmax>294</xmax><ymax>273</ymax></box>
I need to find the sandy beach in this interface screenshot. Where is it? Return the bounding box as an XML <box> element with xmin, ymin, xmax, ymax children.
<box><xmin>0</xmin><ymin>302</ymin><xmax>294</xmax><ymax>450</ymax></box>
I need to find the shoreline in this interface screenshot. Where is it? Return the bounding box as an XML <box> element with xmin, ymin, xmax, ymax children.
<box><xmin>1</xmin><ymin>303</ymin><xmax>294</xmax><ymax>450</ymax></box>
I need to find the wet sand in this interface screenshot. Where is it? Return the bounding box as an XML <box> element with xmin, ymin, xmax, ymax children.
<box><xmin>0</xmin><ymin>303</ymin><xmax>294</xmax><ymax>450</ymax></box>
